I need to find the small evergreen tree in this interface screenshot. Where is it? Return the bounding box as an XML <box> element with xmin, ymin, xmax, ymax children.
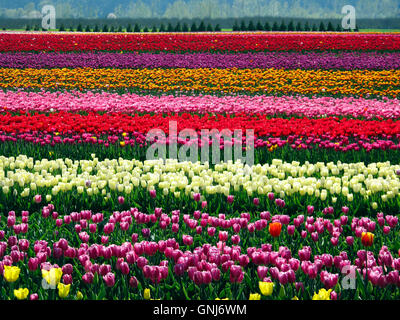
<box><xmin>304</xmin><ymin>21</ymin><xmax>310</xmax><ymax>31</ymax></box>
<box><xmin>272</xmin><ymin>21</ymin><xmax>279</xmax><ymax>31</ymax></box>
<box><xmin>182</xmin><ymin>23</ymin><xmax>189</xmax><ymax>32</ymax></box>
<box><xmin>134</xmin><ymin>23</ymin><xmax>141</xmax><ymax>32</ymax></box>
<box><xmin>264</xmin><ymin>21</ymin><xmax>271</xmax><ymax>31</ymax></box>
<box><xmin>151</xmin><ymin>25</ymin><xmax>158</xmax><ymax>32</ymax></box>
<box><xmin>214</xmin><ymin>24</ymin><xmax>221</xmax><ymax>32</ymax></box>
<box><xmin>94</xmin><ymin>25</ymin><xmax>100</xmax><ymax>32</ymax></box>
<box><xmin>59</xmin><ymin>24</ymin><xmax>64</xmax><ymax>31</ymax></box>
<box><xmin>296</xmin><ymin>22</ymin><xmax>303</xmax><ymax>31</ymax></box>
<box><xmin>25</xmin><ymin>25</ymin><xmax>31</xmax><ymax>31</ymax></box>
<box><xmin>102</xmin><ymin>25</ymin><xmax>108</xmax><ymax>32</ymax></box>
<box><xmin>206</xmin><ymin>23</ymin><xmax>213</xmax><ymax>32</ymax></box>
<box><xmin>319</xmin><ymin>21</ymin><xmax>326</xmax><ymax>32</ymax></box>
<box><xmin>85</xmin><ymin>25</ymin><xmax>91</xmax><ymax>32</ymax></box>
<box><xmin>77</xmin><ymin>24</ymin><xmax>83</xmax><ymax>32</ymax></box>
<box><xmin>336</xmin><ymin>24</ymin><xmax>342</xmax><ymax>32</ymax></box>
<box><xmin>232</xmin><ymin>21</ymin><xmax>239</xmax><ymax>31</ymax></box>
<box><xmin>279</xmin><ymin>20</ymin><xmax>287</xmax><ymax>31</ymax></box>
<box><xmin>256</xmin><ymin>21</ymin><xmax>263</xmax><ymax>31</ymax></box>
<box><xmin>143</xmin><ymin>26</ymin><xmax>149</xmax><ymax>32</ymax></box>
<box><xmin>240</xmin><ymin>20</ymin><xmax>247</xmax><ymax>31</ymax></box>
<box><xmin>167</xmin><ymin>23</ymin><xmax>174</xmax><ymax>32</ymax></box>
<box><xmin>312</xmin><ymin>24</ymin><xmax>318</xmax><ymax>31</ymax></box>
<box><xmin>198</xmin><ymin>21</ymin><xmax>206</xmax><ymax>31</ymax></box>
<box><xmin>174</xmin><ymin>22</ymin><xmax>182</xmax><ymax>32</ymax></box>
<box><xmin>288</xmin><ymin>20</ymin><xmax>295</xmax><ymax>31</ymax></box>
<box><xmin>248</xmin><ymin>20</ymin><xmax>256</xmax><ymax>31</ymax></box>
<box><xmin>159</xmin><ymin>23</ymin><xmax>166</xmax><ymax>32</ymax></box>
<box><xmin>69</xmin><ymin>26</ymin><xmax>74</xmax><ymax>32</ymax></box>
<box><xmin>327</xmin><ymin>21</ymin><xmax>334</xmax><ymax>31</ymax></box>
<box><xmin>117</xmin><ymin>25</ymin><xmax>123</xmax><ymax>32</ymax></box>
<box><xmin>190</xmin><ymin>22</ymin><xmax>198</xmax><ymax>32</ymax></box>
<box><xmin>354</xmin><ymin>24</ymin><xmax>359</xmax><ymax>32</ymax></box>
<box><xmin>33</xmin><ymin>25</ymin><xmax>39</xmax><ymax>31</ymax></box>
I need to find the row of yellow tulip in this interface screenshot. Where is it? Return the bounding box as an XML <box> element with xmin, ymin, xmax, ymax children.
<box><xmin>0</xmin><ymin>68</ymin><xmax>399</xmax><ymax>97</ymax></box>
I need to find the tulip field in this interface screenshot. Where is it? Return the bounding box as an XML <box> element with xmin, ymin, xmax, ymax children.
<box><xmin>1</xmin><ymin>32</ymin><xmax>400</xmax><ymax>301</ymax></box>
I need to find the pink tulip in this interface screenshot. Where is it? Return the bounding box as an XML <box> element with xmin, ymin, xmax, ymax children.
<box><xmin>103</xmin><ymin>272</ymin><xmax>115</xmax><ymax>287</ymax></box>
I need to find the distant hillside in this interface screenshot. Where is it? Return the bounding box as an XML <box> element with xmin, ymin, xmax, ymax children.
<box><xmin>1</xmin><ymin>0</ymin><xmax>399</xmax><ymax>19</ymax></box>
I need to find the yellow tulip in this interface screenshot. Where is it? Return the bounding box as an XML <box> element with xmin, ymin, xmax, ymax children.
<box><xmin>120</xmin><ymin>141</ymin><xmax>126</xmax><ymax>147</ymax></box>
<box><xmin>76</xmin><ymin>291</ymin><xmax>83</xmax><ymax>300</ymax></box>
<box><xmin>312</xmin><ymin>288</ymin><xmax>332</xmax><ymax>300</ymax></box>
<box><xmin>292</xmin><ymin>296</ymin><xmax>299</xmax><ymax>300</ymax></box>
<box><xmin>144</xmin><ymin>288</ymin><xmax>151</xmax><ymax>300</ymax></box>
<box><xmin>42</xmin><ymin>268</ymin><xmax>63</xmax><ymax>286</ymax></box>
<box><xmin>14</xmin><ymin>288</ymin><xmax>29</xmax><ymax>300</ymax></box>
<box><xmin>57</xmin><ymin>283</ymin><xmax>71</xmax><ymax>299</ymax></box>
<box><xmin>3</xmin><ymin>265</ymin><xmax>20</xmax><ymax>283</ymax></box>
<box><xmin>249</xmin><ymin>293</ymin><xmax>261</xmax><ymax>300</ymax></box>
<box><xmin>259</xmin><ymin>281</ymin><xmax>274</xmax><ymax>296</ymax></box>
<box><xmin>215</xmin><ymin>298</ymin><xmax>229</xmax><ymax>300</ymax></box>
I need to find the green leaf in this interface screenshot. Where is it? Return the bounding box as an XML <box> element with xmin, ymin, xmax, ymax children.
<box><xmin>97</xmin><ymin>286</ymin><xmax>106</xmax><ymax>300</ymax></box>
<box><xmin>279</xmin><ymin>285</ymin><xmax>286</xmax><ymax>300</ymax></box>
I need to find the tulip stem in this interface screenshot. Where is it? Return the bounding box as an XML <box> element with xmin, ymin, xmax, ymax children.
<box><xmin>365</xmin><ymin>250</ymin><xmax>368</xmax><ymax>300</ymax></box>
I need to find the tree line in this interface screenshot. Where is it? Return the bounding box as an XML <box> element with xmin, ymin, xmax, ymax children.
<box><xmin>14</xmin><ymin>19</ymin><xmax>359</xmax><ymax>32</ymax></box>
<box><xmin>2</xmin><ymin>17</ymin><xmax>397</xmax><ymax>31</ymax></box>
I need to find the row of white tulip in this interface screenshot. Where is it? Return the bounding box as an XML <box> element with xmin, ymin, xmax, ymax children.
<box><xmin>1</xmin><ymin>155</ymin><xmax>400</xmax><ymax>203</ymax></box>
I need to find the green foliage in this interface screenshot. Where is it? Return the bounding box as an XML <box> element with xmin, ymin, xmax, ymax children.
<box><xmin>288</xmin><ymin>20</ymin><xmax>295</xmax><ymax>31</ymax></box>
<box><xmin>312</xmin><ymin>23</ymin><xmax>318</xmax><ymax>31</ymax></box>
<box><xmin>190</xmin><ymin>22</ymin><xmax>198</xmax><ymax>32</ymax></box>
<box><xmin>232</xmin><ymin>20</ymin><xmax>239</xmax><ymax>31</ymax></box>
<box><xmin>174</xmin><ymin>22</ymin><xmax>182</xmax><ymax>32</ymax></box>
<box><xmin>198</xmin><ymin>21</ymin><xmax>206</xmax><ymax>32</ymax></box>
<box><xmin>240</xmin><ymin>20</ymin><xmax>247</xmax><ymax>31</ymax></box>
<box><xmin>248</xmin><ymin>20</ymin><xmax>256</xmax><ymax>31</ymax></box>
<box><xmin>279</xmin><ymin>20</ymin><xmax>287</xmax><ymax>31</ymax></box>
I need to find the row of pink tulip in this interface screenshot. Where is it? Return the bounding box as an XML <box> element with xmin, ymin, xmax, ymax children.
<box><xmin>1</xmin><ymin>90</ymin><xmax>399</xmax><ymax>119</ymax></box>
<box><xmin>1</xmin><ymin>131</ymin><xmax>400</xmax><ymax>153</ymax></box>
<box><xmin>1</xmin><ymin>203</ymin><xmax>399</xmax><ymax>290</ymax></box>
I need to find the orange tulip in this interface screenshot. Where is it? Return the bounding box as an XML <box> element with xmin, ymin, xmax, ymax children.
<box><xmin>269</xmin><ymin>222</ymin><xmax>282</xmax><ymax>238</ymax></box>
<box><xmin>361</xmin><ymin>232</ymin><xmax>374</xmax><ymax>247</ymax></box>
